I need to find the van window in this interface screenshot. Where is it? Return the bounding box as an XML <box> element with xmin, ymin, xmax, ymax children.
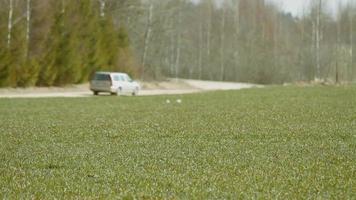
<box><xmin>126</xmin><ymin>75</ymin><xmax>132</xmax><ymax>82</ymax></box>
<box><xmin>119</xmin><ymin>75</ymin><xmax>125</xmax><ymax>81</ymax></box>
<box><xmin>94</xmin><ymin>74</ymin><xmax>111</xmax><ymax>81</ymax></box>
<box><xmin>113</xmin><ymin>75</ymin><xmax>120</xmax><ymax>81</ymax></box>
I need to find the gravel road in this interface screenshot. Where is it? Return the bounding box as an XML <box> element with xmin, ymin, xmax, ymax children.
<box><xmin>0</xmin><ymin>79</ymin><xmax>260</xmax><ymax>98</ymax></box>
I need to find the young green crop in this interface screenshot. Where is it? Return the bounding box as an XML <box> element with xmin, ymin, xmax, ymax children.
<box><xmin>0</xmin><ymin>86</ymin><xmax>355</xmax><ymax>199</ymax></box>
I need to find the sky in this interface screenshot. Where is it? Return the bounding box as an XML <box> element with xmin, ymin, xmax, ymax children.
<box><xmin>191</xmin><ymin>0</ymin><xmax>353</xmax><ymax>16</ymax></box>
<box><xmin>268</xmin><ymin>0</ymin><xmax>351</xmax><ymax>16</ymax></box>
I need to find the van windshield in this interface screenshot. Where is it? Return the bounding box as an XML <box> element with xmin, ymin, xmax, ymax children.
<box><xmin>94</xmin><ymin>74</ymin><xmax>111</xmax><ymax>81</ymax></box>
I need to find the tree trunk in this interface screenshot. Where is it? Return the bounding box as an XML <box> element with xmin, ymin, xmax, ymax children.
<box><xmin>61</xmin><ymin>0</ymin><xmax>66</xmax><ymax>14</ymax></box>
<box><xmin>198</xmin><ymin>22</ymin><xmax>203</xmax><ymax>80</ymax></box>
<box><xmin>206</xmin><ymin>1</ymin><xmax>211</xmax><ymax>69</ymax></box>
<box><xmin>273</xmin><ymin>9</ymin><xmax>279</xmax><ymax>76</ymax></box>
<box><xmin>175</xmin><ymin>5</ymin><xmax>182</xmax><ymax>80</ymax></box>
<box><xmin>100</xmin><ymin>0</ymin><xmax>106</xmax><ymax>18</ymax></box>
<box><xmin>234</xmin><ymin>1</ymin><xmax>240</xmax><ymax>80</ymax></box>
<box><xmin>350</xmin><ymin>6</ymin><xmax>354</xmax><ymax>81</ymax></box>
<box><xmin>220</xmin><ymin>6</ymin><xmax>226</xmax><ymax>81</ymax></box>
<box><xmin>7</xmin><ymin>0</ymin><xmax>13</xmax><ymax>49</ymax></box>
<box><xmin>170</xmin><ymin>24</ymin><xmax>175</xmax><ymax>77</ymax></box>
<box><xmin>315</xmin><ymin>0</ymin><xmax>322</xmax><ymax>80</ymax></box>
<box><xmin>141</xmin><ymin>2</ymin><xmax>153</xmax><ymax>80</ymax></box>
<box><xmin>336</xmin><ymin>14</ymin><xmax>341</xmax><ymax>84</ymax></box>
<box><xmin>300</xmin><ymin>14</ymin><xmax>305</xmax><ymax>80</ymax></box>
<box><xmin>26</xmin><ymin>0</ymin><xmax>31</xmax><ymax>59</ymax></box>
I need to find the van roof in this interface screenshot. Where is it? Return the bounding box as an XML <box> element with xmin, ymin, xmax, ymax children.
<box><xmin>95</xmin><ymin>72</ymin><xmax>128</xmax><ymax>76</ymax></box>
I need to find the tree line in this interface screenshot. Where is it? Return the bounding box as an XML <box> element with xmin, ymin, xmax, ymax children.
<box><xmin>125</xmin><ymin>0</ymin><xmax>355</xmax><ymax>84</ymax></box>
<box><xmin>0</xmin><ymin>0</ymin><xmax>355</xmax><ymax>87</ymax></box>
<box><xmin>0</xmin><ymin>0</ymin><xmax>136</xmax><ymax>87</ymax></box>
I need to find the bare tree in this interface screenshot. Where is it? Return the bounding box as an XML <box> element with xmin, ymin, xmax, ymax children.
<box><xmin>25</xmin><ymin>0</ymin><xmax>31</xmax><ymax>58</ymax></box>
<box><xmin>7</xmin><ymin>0</ymin><xmax>13</xmax><ymax>48</ymax></box>
<box><xmin>206</xmin><ymin>0</ymin><xmax>212</xmax><ymax>65</ymax></box>
<box><xmin>141</xmin><ymin>2</ymin><xmax>153</xmax><ymax>80</ymax></box>
<box><xmin>61</xmin><ymin>0</ymin><xmax>66</xmax><ymax>14</ymax></box>
<box><xmin>175</xmin><ymin>2</ymin><xmax>182</xmax><ymax>80</ymax></box>
<box><xmin>336</xmin><ymin>9</ymin><xmax>341</xmax><ymax>84</ymax></box>
<box><xmin>170</xmin><ymin>20</ymin><xmax>175</xmax><ymax>76</ymax></box>
<box><xmin>315</xmin><ymin>0</ymin><xmax>322</xmax><ymax>80</ymax></box>
<box><xmin>350</xmin><ymin>1</ymin><xmax>354</xmax><ymax>81</ymax></box>
<box><xmin>198</xmin><ymin>21</ymin><xmax>203</xmax><ymax>80</ymax></box>
<box><xmin>220</xmin><ymin>4</ymin><xmax>226</xmax><ymax>81</ymax></box>
<box><xmin>233</xmin><ymin>0</ymin><xmax>240</xmax><ymax>73</ymax></box>
<box><xmin>100</xmin><ymin>0</ymin><xmax>106</xmax><ymax>18</ymax></box>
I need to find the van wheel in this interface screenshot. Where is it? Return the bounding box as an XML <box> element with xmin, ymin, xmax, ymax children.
<box><xmin>93</xmin><ymin>91</ymin><xmax>99</xmax><ymax>96</ymax></box>
<box><xmin>132</xmin><ymin>88</ymin><xmax>139</xmax><ymax>96</ymax></box>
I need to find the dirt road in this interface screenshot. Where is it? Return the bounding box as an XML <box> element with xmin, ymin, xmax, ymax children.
<box><xmin>0</xmin><ymin>79</ymin><xmax>260</xmax><ymax>98</ymax></box>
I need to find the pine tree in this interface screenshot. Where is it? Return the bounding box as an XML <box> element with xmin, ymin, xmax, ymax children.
<box><xmin>37</xmin><ymin>5</ymin><xmax>64</xmax><ymax>86</ymax></box>
<box><xmin>0</xmin><ymin>49</ymin><xmax>10</xmax><ymax>87</ymax></box>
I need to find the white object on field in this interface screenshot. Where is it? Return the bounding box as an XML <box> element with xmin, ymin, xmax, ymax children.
<box><xmin>176</xmin><ymin>99</ymin><xmax>182</xmax><ymax>104</ymax></box>
<box><xmin>166</xmin><ymin>99</ymin><xmax>171</xmax><ymax>104</ymax></box>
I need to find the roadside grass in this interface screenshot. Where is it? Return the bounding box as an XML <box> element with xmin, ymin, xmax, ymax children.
<box><xmin>0</xmin><ymin>86</ymin><xmax>355</xmax><ymax>199</ymax></box>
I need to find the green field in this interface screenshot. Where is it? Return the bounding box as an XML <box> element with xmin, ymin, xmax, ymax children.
<box><xmin>0</xmin><ymin>86</ymin><xmax>355</xmax><ymax>199</ymax></box>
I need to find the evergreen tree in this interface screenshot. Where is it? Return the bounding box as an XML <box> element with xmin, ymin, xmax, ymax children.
<box><xmin>37</xmin><ymin>10</ymin><xmax>61</xmax><ymax>86</ymax></box>
<box><xmin>0</xmin><ymin>49</ymin><xmax>10</xmax><ymax>87</ymax></box>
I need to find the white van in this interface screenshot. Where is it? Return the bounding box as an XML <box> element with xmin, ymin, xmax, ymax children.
<box><xmin>90</xmin><ymin>72</ymin><xmax>140</xmax><ymax>96</ymax></box>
